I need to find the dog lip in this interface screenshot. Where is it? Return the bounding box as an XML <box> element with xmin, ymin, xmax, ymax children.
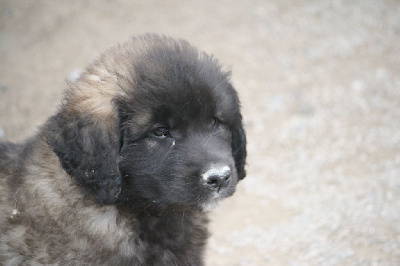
<box><xmin>210</xmin><ymin>183</ymin><xmax>236</xmax><ymax>199</ymax></box>
<box><xmin>200</xmin><ymin>185</ymin><xmax>236</xmax><ymax>212</ymax></box>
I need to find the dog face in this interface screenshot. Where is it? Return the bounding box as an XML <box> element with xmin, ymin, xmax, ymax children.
<box><xmin>117</xmin><ymin>62</ymin><xmax>245</xmax><ymax>211</ymax></box>
<box><xmin>48</xmin><ymin>35</ymin><xmax>246</xmax><ymax>211</ymax></box>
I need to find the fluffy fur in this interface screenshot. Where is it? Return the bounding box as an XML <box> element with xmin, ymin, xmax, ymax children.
<box><xmin>0</xmin><ymin>34</ymin><xmax>246</xmax><ymax>265</ymax></box>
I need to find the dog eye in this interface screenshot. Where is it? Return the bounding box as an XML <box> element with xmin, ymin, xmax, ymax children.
<box><xmin>153</xmin><ymin>127</ymin><xmax>169</xmax><ymax>138</ymax></box>
<box><xmin>212</xmin><ymin>117</ymin><xmax>219</xmax><ymax>126</ymax></box>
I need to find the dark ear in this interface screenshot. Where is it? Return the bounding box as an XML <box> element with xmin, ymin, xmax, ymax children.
<box><xmin>46</xmin><ymin>110</ymin><xmax>122</xmax><ymax>204</ymax></box>
<box><xmin>232</xmin><ymin>120</ymin><xmax>247</xmax><ymax>180</ymax></box>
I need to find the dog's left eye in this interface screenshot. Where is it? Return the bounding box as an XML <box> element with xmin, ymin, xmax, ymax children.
<box><xmin>153</xmin><ymin>127</ymin><xmax>169</xmax><ymax>138</ymax></box>
<box><xmin>212</xmin><ymin>117</ymin><xmax>219</xmax><ymax>127</ymax></box>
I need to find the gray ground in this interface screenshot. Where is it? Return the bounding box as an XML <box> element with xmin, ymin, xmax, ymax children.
<box><xmin>1</xmin><ymin>0</ymin><xmax>399</xmax><ymax>265</ymax></box>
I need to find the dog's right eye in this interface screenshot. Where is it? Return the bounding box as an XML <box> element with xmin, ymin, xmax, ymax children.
<box><xmin>152</xmin><ymin>127</ymin><xmax>169</xmax><ymax>138</ymax></box>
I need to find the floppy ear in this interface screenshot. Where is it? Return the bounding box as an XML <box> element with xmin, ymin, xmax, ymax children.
<box><xmin>41</xmin><ymin>42</ymin><xmax>139</xmax><ymax>204</ymax></box>
<box><xmin>46</xmin><ymin>108</ymin><xmax>122</xmax><ymax>204</ymax></box>
<box><xmin>46</xmin><ymin>110</ymin><xmax>122</xmax><ymax>204</ymax></box>
<box><xmin>232</xmin><ymin>120</ymin><xmax>247</xmax><ymax>180</ymax></box>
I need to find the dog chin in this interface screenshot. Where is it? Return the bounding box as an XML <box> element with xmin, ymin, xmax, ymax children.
<box><xmin>200</xmin><ymin>199</ymin><xmax>223</xmax><ymax>212</ymax></box>
<box><xmin>200</xmin><ymin>185</ymin><xmax>237</xmax><ymax>212</ymax></box>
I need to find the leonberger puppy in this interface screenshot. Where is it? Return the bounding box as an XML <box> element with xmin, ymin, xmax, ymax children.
<box><xmin>0</xmin><ymin>34</ymin><xmax>246</xmax><ymax>265</ymax></box>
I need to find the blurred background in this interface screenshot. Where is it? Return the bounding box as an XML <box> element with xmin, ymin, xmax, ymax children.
<box><xmin>1</xmin><ymin>0</ymin><xmax>399</xmax><ymax>265</ymax></box>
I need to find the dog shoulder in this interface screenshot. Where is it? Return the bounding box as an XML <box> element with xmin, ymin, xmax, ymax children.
<box><xmin>0</xmin><ymin>141</ymin><xmax>25</xmax><ymax>225</ymax></box>
<box><xmin>0</xmin><ymin>136</ymin><xmax>143</xmax><ymax>264</ymax></box>
<box><xmin>0</xmin><ymin>142</ymin><xmax>21</xmax><ymax>176</ymax></box>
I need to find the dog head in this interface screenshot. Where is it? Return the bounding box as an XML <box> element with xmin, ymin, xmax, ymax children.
<box><xmin>47</xmin><ymin>35</ymin><xmax>246</xmax><ymax>211</ymax></box>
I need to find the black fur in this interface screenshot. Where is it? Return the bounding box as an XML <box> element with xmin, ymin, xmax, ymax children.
<box><xmin>45</xmin><ymin>110</ymin><xmax>122</xmax><ymax>204</ymax></box>
<box><xmin>0</xmin><ymin>35</ymin><xmax>246</xmax><ymax>264</ymax></box>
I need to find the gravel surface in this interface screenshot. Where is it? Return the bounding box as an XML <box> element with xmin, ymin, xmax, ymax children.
<box><xmin>1</xmin><ymin>0</ymin><xmax>399</xmax><ymax>265</ymax></box>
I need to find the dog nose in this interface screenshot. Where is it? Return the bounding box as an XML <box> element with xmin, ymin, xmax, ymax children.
<box><xmin>202</xmin><ymin>165</ymin><xmax>231</xmax><ymax>191</ymax></box>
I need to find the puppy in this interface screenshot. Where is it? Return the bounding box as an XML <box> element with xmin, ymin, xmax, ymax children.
<box><xmin>0</xmin><ymin>34</ymin><xmax>246</xmax><ymax>265</ymax></box>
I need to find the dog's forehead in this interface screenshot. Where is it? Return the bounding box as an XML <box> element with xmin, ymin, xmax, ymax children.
<box><xmin>127</xmin><ymin>80</ymin><xmax>237</xmax><ymax>132</ymax></box>
<box><xmin>123</xmin><ymin>39</ymin><xmax>240</xmax><ymax>127</ymax></box>
<box><xmin>137</xmin><ymin>84</ymin><xmax>217</xmax><ymax>124</ymax></box>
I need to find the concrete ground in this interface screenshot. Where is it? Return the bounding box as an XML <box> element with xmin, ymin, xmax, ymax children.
<box><xmin>1</xmin><ymin>0</ymin><xmax>399</xmax><ymax>265</ymax></box>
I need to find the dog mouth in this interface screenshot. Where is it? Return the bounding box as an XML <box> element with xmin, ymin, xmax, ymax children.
<box><xmin>199</xmin><ymin>184</ymin><xmax>237</xmax><ymax>212</ymax></box>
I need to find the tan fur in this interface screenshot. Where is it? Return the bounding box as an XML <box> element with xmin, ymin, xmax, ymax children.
<box><xmin>0</xmin><ymin>34</ymin><xmax>245</xmax><ymax>265</ymax></box>
<box><xmin>0</xmin><ymin>137</ymin><xmax>143</xmax><ymax>263</ymax></box>
<box><xmin>0</xmin><ymin>36</ymin><xmax>164</xmax><ymax>264</ymax></box>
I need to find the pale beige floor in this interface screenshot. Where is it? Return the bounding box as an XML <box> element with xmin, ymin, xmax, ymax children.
<box><xmin>1</xmin><ymin>1</ymin><xmax>399</xmax><ymax>265</ymax></box>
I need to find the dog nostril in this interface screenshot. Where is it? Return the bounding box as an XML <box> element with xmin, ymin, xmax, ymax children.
<box><xmin>202</xmin><ymin>166</ymin><xmax>231</xmax><ymax>191</ymax></box>
<box><xmin>206</xmin><ymin>175</ymin><xmax>222</xmax><ymax>186</ymax></box>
